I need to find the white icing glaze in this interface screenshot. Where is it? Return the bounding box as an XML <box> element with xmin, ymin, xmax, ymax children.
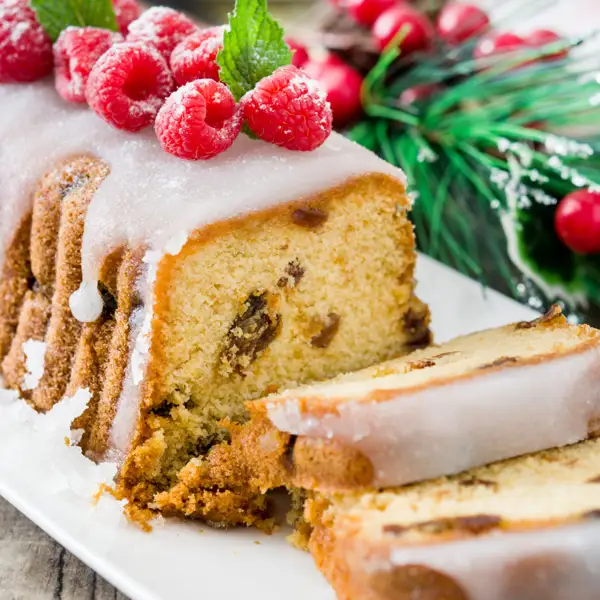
<box><xmin>0</xmin><ymin>82</ymin><xmax>406</xmax><ymax>320</ymax></box>
<box><xmin>380</xmin><ymin>521</ymin><xmax>600</xmax><ymax>600</ymax></box>
<box><xmin>21</xmin><ymin>339</ymin><xmax>46</xmax><ymax>391</ymax></box>
<box><xmin>106</xmin><ymin>306</ymin><xmax>146</xmax><ymax>462</ymax></box>
<box><xmin>107</xmin><ymin>252</ymin><xmax>155</xmax><ymax>461</ymax></box>
<box><xmin>267</xmin><ymin>347</ymin><xmax>600</xmax><ymax>487</ymax></box>
<box><xmin>69</xmin><ymin>281</ymin><xmax>104</xmax><ymax>323</ymax></box>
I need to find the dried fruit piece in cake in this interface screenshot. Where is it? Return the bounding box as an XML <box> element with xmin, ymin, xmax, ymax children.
<box><xmin>54</xmin><ymin>27</ymin><xmax>122</xmax><ymax>103</ymax></box>
<box><xmin>308</xmin><ymin>437</ymin><xmax>600</xmax><ymax>600</ymax></box>
<box><xmin>86</xmin><ymin>42</ymin><xmax>174</xmax><ymax>131</ymax></box>
<box><xmin>255</xmin><ymin>307</ymin><xmax>600</xmax><ymax>492</ymax></box>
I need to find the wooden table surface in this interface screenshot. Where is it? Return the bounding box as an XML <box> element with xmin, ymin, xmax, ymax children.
<box><xmin>0</xmin><ymin>497</ymin><xmax>127</xmax><ymax>600</ymax></box>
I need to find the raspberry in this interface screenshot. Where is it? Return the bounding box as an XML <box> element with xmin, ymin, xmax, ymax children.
<box><xmin>112</xmin><ymin>0</ymin><xmax>142</xmax><ymax>36</ymax></box>
<box><xmin>170</xmin><ymin>26</ymin><xmax>224</xmax><ymax>86</ymax></box>
<box><xmin>155</xmin><ymin>80</ymin><xmax>242</xmax><ymax>160</ymax></box>
<box><xmin>54</xmin><ymin>27</ymin><xmax>122</xmax><ymax>103</ymax></box>
<box><xmin>126</xmin><ymin>6</ymin><xmax>198</xmax><ymax>60</ymax></box>
<box><xmin>242</xmin><ymin>65</ymin><xmax>333</xmax><ymax>152</ymax></box>
<box><xmin>0</xmin><ymin>0</ymin><xmax>53</xmax><ymax>82</ymax></box>
<box><xmin>86</xmin><ymin>42</ymin><xmax>174</xmax><ymax>132</ymax></box>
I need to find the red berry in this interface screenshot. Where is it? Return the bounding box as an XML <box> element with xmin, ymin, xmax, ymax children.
<box><xmin>86</xmin><ymin>42</ymin><xmax>174</xmax><ymax>132</ymax></box>
<box><xmin>170</xmin><ymin>27</ymin><xmax>224</xmax><ymax>86</ymax></box>
<box><xmin>156</xmin><ymin>80</ymin><xmax>242</xmax><ymax>160</ymax></box>
<box><xmin>372</xmin><ymin>5</ymin><xmax>434</xmax><ymax>55</ymax></box>
<box><xmin>287</xmin><ymin>37</ymin><xmax>309</xmax><ymax>68</ymax></box>
<box><xmin>0</xmin><ymin>0</ymin><xmax>53</xmax><ymax>82</ymax></box>
<box><xmin>555</xmin><ymin>190</ymin><xmax>600</xmax><ymax>255</ymax></box>
<box><xmin>242</xmin><ymin>65</ymin><xmax>333</xmax><ymax>152</ymax></box>
<box><xmin>526</xmin><ymin>29</ymin><xmax>568</xmax><ymax>61</ymax></box>
<box><xmin>474</xmin><ymin>32</ymin><xmax>527</xmax><ymax>60</ymax></box>
<box><xmin>399</xmin><ymin>83</ymin><xmax>441</xmax><ymax>106</ymax></box>
<box><xmin>436</xmin><ymin>3</ymin><xmax>489</xmax><ymax>45</ymax></box>
<box><xmin>54</xmin><ymin>27</ymin><xmax>122</xmax><ymax>103</ymax></box>
<box><xmin>303</xmin><ymin>57</ymin><xmax>363</xmax><ymax>128</ymax></box>
<box><xmin>126</xmin><ymin>6</ymin><xmax>198</xmax><ymax>60</ymax></box>
<box><xmin>112</xmin><ymin>0</ymin><xmax>142</xmax><ymax>36</ymax></box>
<box><xmin>346</xmin><ymin>0</ymin><xmax>398</xmax><ymax>28</ymax></box>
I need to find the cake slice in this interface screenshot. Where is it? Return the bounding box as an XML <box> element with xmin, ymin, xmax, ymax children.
<box><xmin>0</xmin><ymin>82</ymin><xmax>425</xmax><ymax>526</ymax></box>
<box><xmin>252</xmin><ymin>305</ymin><xmax>600</xmax><ymax>491</ymax></box>
<box><xmin>307</xmin><ymin>436</ymin><xmax>600</xmax><ymax>600</ymax></box>
<box><xmin>156</xmin><ymin>307</ymin><xmax>600</xmax><ymax>524</ymax></box>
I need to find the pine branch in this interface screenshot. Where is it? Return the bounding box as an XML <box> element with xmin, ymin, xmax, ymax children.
<box><xmin>352</xmin><ymin>0</ymin><xmax>600</xmax><ymax>315</ymax></box>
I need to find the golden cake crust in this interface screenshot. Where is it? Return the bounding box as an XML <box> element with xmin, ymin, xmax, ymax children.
<box><xmin>0</xmin><ymin>214</ymin><xmax>32</xmax><ymax>363</ymax></box>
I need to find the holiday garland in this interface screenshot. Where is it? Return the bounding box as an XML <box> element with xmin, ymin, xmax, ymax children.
<box><xmin>335</xmin><ymin>0</ymin><xmax>600</xmax><ymax>321</ymax></box>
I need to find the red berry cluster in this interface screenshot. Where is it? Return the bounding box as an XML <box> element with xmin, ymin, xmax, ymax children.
<box><xmin>332</xmin><ymin>0</ymin><xmax>567</xmax><ymax>60</ymax></box>
<box><xmin>314</xmin><ymin>1</ymin><xmax>568</xmax><ymax>122</ymax></box>
<box><xmin>0</xmin><ymin>2</ymin><xmax>332</xmax><ymax>160</ymax></box>
<box><xmin>0</xmin><ymin>0</ymin><xmax>139</xmax><ymax>83</ymax></box>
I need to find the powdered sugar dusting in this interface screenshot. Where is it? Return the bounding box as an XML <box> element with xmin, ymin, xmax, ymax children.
<box><xmin>22</xmin><ymin>339</ymin><xmax>46</xmax><ymax>391</ymax></box>
<box><xmin>0</xmin><ymin>386</ymin><xmax>118</xmax><ymax>496</ymax></box>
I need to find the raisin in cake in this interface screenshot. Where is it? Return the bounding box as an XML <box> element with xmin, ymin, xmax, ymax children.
<box><xmin>0</xmin><ymin>82</ymin><xmax>427</xmax><ymax>525</ymax></box>
<box><xmin>307</xmin><ymin>436</ymin><xmax>600</xmax><ymax>600</ymax></box>
<box><xmin>246</xmin><ymin>306</ymin><xmax>600</xmax><ymax>494</ymax></box>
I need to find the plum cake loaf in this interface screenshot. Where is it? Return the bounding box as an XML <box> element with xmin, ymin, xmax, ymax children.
<box><xmin>0</xmin><ymin>83</ymin><xmax>428</xmax><ymax>525</ymax></box>
<box><xmin>250</xmin><ymin>306</ymin><xmax>600</xmax><ymax>493</ymax></box>
<box><xmin>308</xmin><ymin>436</ymin><xmax>600</xmax><ymax>600</ymax></box>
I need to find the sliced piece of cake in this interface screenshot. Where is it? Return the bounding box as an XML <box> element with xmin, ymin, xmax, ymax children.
<box><xmin>155</xmin><ymin>307</ymin><xmax>600</xmax><ymax>523</ymax></box>
<box><xmin>252</xmin><ymin>306</ymin><xmax>600</xmax><ymax>492</ymax></box>
<box><xmin>307</xmin><ymin>436</ymin><xmax>600</xmax><ymax>600</ymax></box>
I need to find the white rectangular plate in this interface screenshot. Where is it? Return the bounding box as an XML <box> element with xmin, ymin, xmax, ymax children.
<box><xmin>0</xmin><ymin>255</ymin><xmax>538</xmax><ymax>600</ymax></box>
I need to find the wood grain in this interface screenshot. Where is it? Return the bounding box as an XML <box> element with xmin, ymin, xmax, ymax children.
<box><xmin>0</xmin><ymin>497</ymin><xmax>128</xmax><ymax>600</ymax></box>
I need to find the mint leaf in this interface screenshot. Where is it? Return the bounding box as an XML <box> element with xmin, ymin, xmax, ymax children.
<box><xmin>217</xmin><ymin>0</ymin><xmax>293</xmax><ymax>101</ymax></box>
<box><xmin>31</xmin><ymin>0</ymin><xmax>118</xmax><ymax>42</ymax></box>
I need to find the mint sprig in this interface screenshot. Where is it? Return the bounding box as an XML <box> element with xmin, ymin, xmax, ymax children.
<box><xmin>217</xmin><ymin>0</ymin><xmax>293</xmax><ymax>102</ymax></box>
<box><xmin>31</xmin><ymin>0</ymin><xmax>119</xmax><ymax>43</ymax></box>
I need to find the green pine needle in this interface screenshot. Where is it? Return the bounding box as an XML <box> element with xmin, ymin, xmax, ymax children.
<box><xmin>352</xmin><ymin>1</ymin><xmax>600</xmax><ymax>315</ymax></box>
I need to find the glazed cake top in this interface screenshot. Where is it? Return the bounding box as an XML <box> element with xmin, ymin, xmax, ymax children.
<box><xmin>0</xmin><ymin>83</ymin><xmax>407</xmax><ymax>313</ymax></box>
